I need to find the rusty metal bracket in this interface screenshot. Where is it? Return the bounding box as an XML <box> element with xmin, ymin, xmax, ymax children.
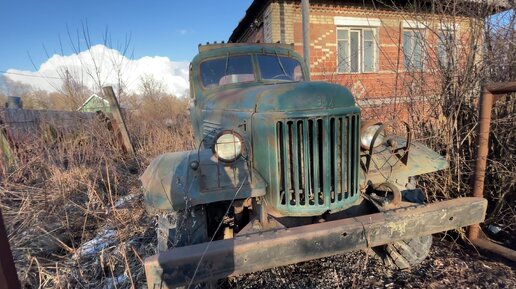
<box><xmin>145</xmin><ymin>197</ymin><xmax>487</xmax><ymax>288</ymax></box>
<box><xmin>469</xmin><ymin>81</ymin><xmax>516</xmax><ymax>262</ymax></box>
<box><xmin>392</xmin><ymin>121</ymin><xmax>412</xmax><ymax>165</ymax></box>
<box><xmin>361</xmin><ymin>120</ymin><xmax>412</xmax><ymax>174</ymax></box>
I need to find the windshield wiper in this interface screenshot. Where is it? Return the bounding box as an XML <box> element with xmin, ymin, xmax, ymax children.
<box><xmin>274</xmin><ymin>50</ymin><xmax>288</xmax><ymax>78</ymax></box>
<box><xmin>224</xmin><ymin>52</ymin><xmax>230</xmax><ymax>77</ymax></box>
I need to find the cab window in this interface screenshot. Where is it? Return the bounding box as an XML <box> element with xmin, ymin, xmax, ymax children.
<box><xmin>257</xmin><ymin>55</ymin><xmax>304</xmax><ymax>82</ymax></box>
<box><xmin>200</xmin><ymin>55</ymin><xmax>255</xmax><ymax>88</ymax></box>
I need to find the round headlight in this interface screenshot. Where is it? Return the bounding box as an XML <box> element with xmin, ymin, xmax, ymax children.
<box><xmin>360</xmin><ymin>123</ymin><xmax>385</xmax><ymax>149</ymax></box>
<box><xmin>213</xmin><ymin>131</ymin><xmax>243</xmax><ymax>162</ymax></box>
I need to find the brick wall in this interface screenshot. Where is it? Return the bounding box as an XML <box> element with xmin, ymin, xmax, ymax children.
<box><xmin>236</xmin><ymin>1</ymin><xmax>478</xmax><ymax>120</ymax></box>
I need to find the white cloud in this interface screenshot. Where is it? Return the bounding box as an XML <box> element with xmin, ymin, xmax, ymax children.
<box><xmin>3</xmin><ymin>44</ymin><xmax>190</xmax><ymax>97</ymax></box>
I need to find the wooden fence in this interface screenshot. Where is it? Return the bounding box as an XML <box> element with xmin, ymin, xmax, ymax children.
<box><xmin>0</xmin><ymin>108</ymin><xmax>97</xmax><ymax>143</ymax></box>
<box><xmin>0</xmin><ymin>87</ymin><xmax>136</xmax><ymax>172</ymax></box>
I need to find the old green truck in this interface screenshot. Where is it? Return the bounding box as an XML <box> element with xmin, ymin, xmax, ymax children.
<box><xmin>141</xmin><ymin>43</ymin><xmax>486</xmax><ymax>288</ymax></box>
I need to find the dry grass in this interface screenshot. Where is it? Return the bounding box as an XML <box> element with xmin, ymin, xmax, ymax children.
<box><xmin>0</xmin><ymin>98</ymin><xmax>192</xmax><ymax>288</ymax></box>
<box><xmin>2</xmin><ymin>92</ymin><xmax>514</xmax><ymax>288</ymax></box>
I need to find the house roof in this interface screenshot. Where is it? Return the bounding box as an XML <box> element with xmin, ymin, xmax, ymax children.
<box><xmin>228</xmin><ymin>0</ymin><xmax>511</xmax><ymax>42</ymax></box>
<box><xmin>77</xmin><ymin>93</ymin><xmax>109</xmax><ymax>111</ymax></box>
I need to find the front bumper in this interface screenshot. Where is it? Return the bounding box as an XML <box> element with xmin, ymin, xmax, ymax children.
<box><xmin>145</xmin><ymin>197</ymin><xmax>487</xmax><ymax>288</ymax></box>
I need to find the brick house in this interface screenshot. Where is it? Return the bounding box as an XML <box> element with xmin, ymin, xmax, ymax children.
<box><xmin>228</xmin><ymin>0</ymin><xmax>507</xmax><ymax>118</ymax></box>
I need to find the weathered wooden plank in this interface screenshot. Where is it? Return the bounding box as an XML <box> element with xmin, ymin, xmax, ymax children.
<box><xmin>0</xmin><ymin>108</ymin><xmax>96</xmax><ymax>144</ymax></box>
<box><xmin>102</xmin><ymin>86</ymin><xmax>136</xmax><ymax>156</ymax></box>
<box><xmin>0</xmin><ymin>118</ymin><xmax>17</xmax><ymax>172</ymax></box>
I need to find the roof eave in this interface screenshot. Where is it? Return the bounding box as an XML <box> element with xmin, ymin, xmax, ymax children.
<box><xmin>228</xmin><ymin>0</ymin><xmax>512</xmax><ymax>42</ymax></box>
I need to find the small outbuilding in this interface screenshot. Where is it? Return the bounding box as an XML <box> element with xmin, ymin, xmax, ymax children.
<box><xmin>77</xmin><ymin>94</ymin><xmax>111</xmax><ymax>113</ymax></box>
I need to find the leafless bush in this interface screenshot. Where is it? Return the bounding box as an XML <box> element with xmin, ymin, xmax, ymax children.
<box><xmin>321</xmin><ymin>0</ymin><xmax>515</xmax><ymax>244</ymax></box>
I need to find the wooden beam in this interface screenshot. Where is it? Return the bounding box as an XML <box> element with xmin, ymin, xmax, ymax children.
<box><xmin>102</xmin><ymin>86</ymin><xmax>136</xmax><ymax>157</ymax></box>
<box><xmin>0</xmin><ymin>113</ymin><xmax>17</xmax><ymax>173</ymax></box>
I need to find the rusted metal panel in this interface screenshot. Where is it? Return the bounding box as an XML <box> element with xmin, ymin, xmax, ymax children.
<box><xmin>362</xmin><ymin>138</ymin><xmax>449</xmax><ymax>187</ymax></box>
<box><xmin>145</xmin><ymin>197</ymin><xmax>487</xmax><ymax>288</ymax></box>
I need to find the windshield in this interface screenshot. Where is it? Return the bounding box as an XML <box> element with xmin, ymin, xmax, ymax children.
<box><xmin>200</xmin><ymin>55</ymin><xmax>255</xmax><ymax>88</ymax></box>
<box><xmin>199</xmin><ymin>53</ymin><xmax>304</xmax><ymax>88</ymax></box>
<box><xmin>258</xmin><ymin>54</ymin><xmax>304</xmax><ymax>82</ymax></box>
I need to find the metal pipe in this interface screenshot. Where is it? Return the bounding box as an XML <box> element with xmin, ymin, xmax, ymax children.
<box><xmin>468</xmin><ymin>81</ymin><xmax>516</xmax><ymax>261</ymax></box>
<box><xmin>468</xmin><ymin>87</ymin><xmax>494</xmax><ymax>240</ymax></box>
<box><xmin>0</xmin><ymin>209</ymin><xmax>21</xmax><ymax>289</ymax></box>
<box><xmin>301</xmin><ymin>0</ymin><xmax>310</xmax><ymax>69</ymax></box>
<box><xmin>471</xmin><ymin>238</ymin><xmax>516</xmax><ymax>262</ymax></box>
<box><xmin>484</xmin><ymin>82</ymin><xmax>516</xmax><ymax>94</ymax></box>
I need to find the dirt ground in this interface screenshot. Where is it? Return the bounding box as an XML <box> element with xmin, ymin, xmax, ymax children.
<box><xmin>221</xmin><ymin>238</ymin><xmax>515</xmax><ymax>289</ymax></box>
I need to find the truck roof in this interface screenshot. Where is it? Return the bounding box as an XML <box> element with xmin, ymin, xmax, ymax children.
<box><xmin>198</xmin><ymin>42</ymin><xmax>294</xmax><ymax>53</ymax></box>
<box><xmin>192</xmin><ymin>42</ymin><xmax>301</xmax><ymax>64</ymax></box>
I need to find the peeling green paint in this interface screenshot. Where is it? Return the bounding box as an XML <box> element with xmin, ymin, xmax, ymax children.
<box><xmin>142</xmin><ymin>43</ymin><xmax>448</xmax><ymax>217</ymax></box>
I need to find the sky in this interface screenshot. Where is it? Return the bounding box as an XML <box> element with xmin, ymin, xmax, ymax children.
<box><xmin>0</xmin><ymin>0</ymin><xmax>253</xmax><ymax>96</ymax></box>
<box><xmin>0</xmin><ymin>1</ymin><xmax>512</xmax><ymax>97</ymax></box>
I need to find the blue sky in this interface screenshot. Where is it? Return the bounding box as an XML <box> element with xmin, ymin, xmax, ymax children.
<box><xmin>0</xmin><ymin>0</ymin><xmax>253</xmax><ymax>72</ymax></box>
<box><xmin>1</xmin><ymin>1</ymin><xmax>512</xmax><ymax>97</ymax></box>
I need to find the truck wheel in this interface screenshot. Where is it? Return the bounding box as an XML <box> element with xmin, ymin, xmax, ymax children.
<box><xmin>156</xmin><ymin>205</ymin><xmax>217</xmax><ymax>288</ymax></box>
<box><xmin>380</xmin><ymin>235</ymin><xmax>432</xmax><ymax>269</ymax></box>
<box><xmin>368</xmin><ymin>183</ymin><xmax>432</xmax><ymax>269</ymax></box>
<box><xmin>157</xmin><ymin>205</ymin><xmax>208</xmax><ymax>252</ymax></box>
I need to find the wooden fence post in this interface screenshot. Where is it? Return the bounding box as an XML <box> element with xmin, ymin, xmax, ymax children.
<box><xmin>0</xmin><ymin>113</ymin><xmax>17</xmax><ymax>173</ymax></box>
<box><xmin>102</xmin><ymin>86</ymin><xmax>136</xmax><ymax>157</ymax></box>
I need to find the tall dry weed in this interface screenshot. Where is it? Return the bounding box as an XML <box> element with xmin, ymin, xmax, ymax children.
<box><xmin>1</xmin><ymin>96</ymin><xmax>191</xmax><ymax>288</ymax></box>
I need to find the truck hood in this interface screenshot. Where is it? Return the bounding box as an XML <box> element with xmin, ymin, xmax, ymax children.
<box><xmin>202</xmin><ymin>81</ymin><xmax>356</xmax><ymax>112</ymax></box>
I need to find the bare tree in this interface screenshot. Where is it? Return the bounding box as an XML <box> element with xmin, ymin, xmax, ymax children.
<box><xmin>30</xmin><ymin>21</ymin><xmax>134</xmax><ymax>110</ymax></box>
<box><xmin>320</xmin><ymin>0</ymin><xmax>514</xmax><ymax>241</ymax></box>
<box><xmin>139</xmin><ymin>74</ymin><xmax>168</xmax><ymax>102</ymax></box>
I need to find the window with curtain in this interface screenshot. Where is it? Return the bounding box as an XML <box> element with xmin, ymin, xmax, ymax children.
<box><xmin>403</xmin><ymin>29</ymin><xmax>424</xmax><ymax>71</ymax></box>
<box><xmin>337</xmin><ymin>28</ymin><xmax>376</xmax><ymax>73</ymax></box>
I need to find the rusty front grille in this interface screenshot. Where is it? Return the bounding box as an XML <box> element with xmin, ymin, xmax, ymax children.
<box><xmin>276</xmin><ymin>115</ymin><xmax>359</xmax><ymax>209</ymax></box>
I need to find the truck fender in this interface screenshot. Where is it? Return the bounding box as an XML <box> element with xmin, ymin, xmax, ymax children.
<box><xmin>141</xmin><ymin>149</ymin><xmax>267</xmax><ymax>214</ymax></box>
<box><xmin>361</xmin><ymin>140</ymin><xmax>449</xmax><ymax>188</ymax></box>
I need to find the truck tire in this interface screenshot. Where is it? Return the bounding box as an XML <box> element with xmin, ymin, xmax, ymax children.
<box><xmin>156</xmin><ymin>205</ymin><xmax>216</xmax><ymax>288</ymax></box>
<box><xmin>368</xmin><ymin>183</ymin><xmax>432</xmax><ymax>270</ymax></box>
<box><xmin>157</xmin><ymin>205</ymin><xmax>208</xmax><ymax>252</ymax></box>
<box><xmin>381</xmin><ymin>235</ymin><xmax>432</xmax><ymax>269</ymax></box>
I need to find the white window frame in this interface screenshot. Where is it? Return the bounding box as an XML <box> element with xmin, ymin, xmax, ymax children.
<box><xmin>336</xmin><ymin>27</ymin><xmax>378</xmax><ymax>73</ymax></box>
<box><xmin>437</xmin><ymin>28</ymin><xmax>456</xmax><ymax>67</ymax></box>
<box><xmin>436</xmin><ymin>22</ymin><xmax>459</xmax><ymax>68</ymax></box>
<box><xmin>334</xmin><ymin>17</ymin><xmax>380</xmax><ymax>74</ymax></box>
<box><xmin>403</xmin><ymin>28</ymin><xmax>426</xmax><ymax>71</ymax></box>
